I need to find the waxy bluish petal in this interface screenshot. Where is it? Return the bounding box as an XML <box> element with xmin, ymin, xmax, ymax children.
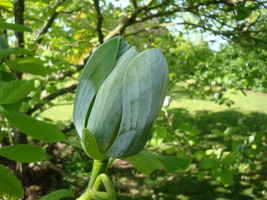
<box><xmin>73</xmin><ymin>36</ymin><xmax>130</xmax><ymax>137</ymax></box>
<box><xmin>87</xmin><ymin>47</ymin><xmax>139</xmax><ymax>153</ymax></box>
<box><xmin>105</xmin><ymin>49</ymin><xmax>169</xmax><ymax>158</ymax></box>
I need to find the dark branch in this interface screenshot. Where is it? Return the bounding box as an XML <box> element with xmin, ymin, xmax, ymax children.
<box><xmin>27</xmin><ymin>83</ymin><xmax>77</xmax><ymax>115</ymax></box>
<box><xmin>93</xmin><ymin>0</ymin><xmax>104</xmax><ymax>44</ymax></box>
<box><xmin>61</xmin><ymin>122</ymin><xmax>75</xmax><ymax>134</ymax></box>
<box><xmin>14</xmin><ymin>0</ymin><xmax>25</xmax><ymax>80</ymax></box>
<box><xmin>37</xmin><ymin>0</ymin><xmax>66</xmax><ymax>44</ymax></box>
<box><xmin>130</xmin><ymin>0</ymin><xmax>138</xmax><ymax>9</ymax></box>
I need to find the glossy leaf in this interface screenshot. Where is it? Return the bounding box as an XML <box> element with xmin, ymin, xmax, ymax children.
<box><xmin>0</xmin><ymin>0</ymin><xmax>13</xmax><ymax>8</ymax></box>
<box><xmin>179</xmin><ymin>123</ymin><xmax>201</xmax><ymax>135</ymax></box>
<box><xmin>0</xmin><ymin>69</ymin><xmax>16</xmax><ymax>82</ymax></box>
<box><xmin>0</xmin><ymin>33</ymin><xmax>9</xmax><ymax>49</ymax></box>
<box><xmin>0</xmin><ymin>80</ymin><xmax>34</xmax><ymax>104</ymax></box>
<box><xmin>0</xmin><ymin>164</ymin><xmax>24</xmax><ymax>200</ymax></box>
<box><xmin>125</xmin><ymin>151</ymin><xmax>191</xmax><ymax>175</ymax></box>
<box><xmin>0</xmin><ymin>48</ymin><xmax>34</xmax><ymax>58</ymax></box>
<box><xmin>0</xmin><ymin>131</ymin><xmax>5</xmax><ymax>141</ymax></box>
<box><xmin>221</xmin><ymin>168</ymin><xmax>233</xmax><ymax>185</ymax></box>
<box><xmin>40</xmin><ymin>189</ymin><xmax>74</xmax><ymax>200</ymax></box>
<box><xmin>0</xmin><ymin>22</ymin><xmax>32</xmax><ymax>32</ymax></box>
<box><xmin>201</xmin><ymin>158</ymin><xmax>220</xmax><ymax>169</ymax></box>
<box><xmin>5</xmin><ymin>57</ymin><xmax>49</xmax><ymax>76</ymax></box>
<box><xmin>0</xmin><ymin>144</ymin><xmax>45</xmax><ymax>163</ymax></box>
<box><xmin>150</xmin><ymin>126</ymin><xmax>168</xmax><ymax>146</ymax></box>
<box><xmin>5</xmin><ymin>111</ymin><xmax>65</xmax><ymax>143</ymax></box>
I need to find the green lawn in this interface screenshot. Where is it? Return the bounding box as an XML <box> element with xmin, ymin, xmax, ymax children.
<box><xmin>40</xmin><ymin>85</ymin><xmax>267</xmax><ymax>200</ymax></box>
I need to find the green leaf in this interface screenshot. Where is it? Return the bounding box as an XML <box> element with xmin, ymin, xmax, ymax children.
<box><xmin>179</xmin><ymin>123</ymin><xmax>201</xmax><ymax>135</ymax></box>
<box><xmin>126</xmin><ymin>154</ymin><xmax>161</xmax><ymax>175</ymax></box>
<box><xmin>0</xmin><ymin>48</ymin><xmax>34</xmax><ymax>58</ymax></box>
<box><xmin>201</xmin><ymin>158</ymin><xmax>220</xmax><ymax>169</ymax></box>
<box><xmin>125</xmin><ymin>151</ymin><xmax>191</xmax><ymax>175</ymax></box>
<box><xmin>0</xmin><ymin>164</ymin><xmax>24</xmax><ymax>200</ymax></box>
<box><xmin>5</xmin><ymin>57</ymin><xmax>49</xmax><ymax>76</ymax></box>
<box><xmin>0</xmin><ymin>144</ymin><xmax>45</xmax><ymax>163</ymax></box>
<box><xmin>40</xmin><ymin>189</ymin><xmax>74</xmax><ymax>200</ymax></box>
<box><xmin>55</xmin><ymin>0</ymin><xmax>73</xmax><ymax>12</ymax></box>
<box><xmin>0</xmin><ymin>131</ymin><xmax>6</xmax><ymax>141</ymax></box>
<box><xmin>211</xmin><ymin>128</ymin><xmax>223</xmax><ymax>136</ymax></box>
<box><xmin>0</xmin><ymin>22</ymin><xmax>32</xmax><ymax>32</ymax></box>
<box><xmin>0</xmin><ymin>33</ymin><xmax>9</xmax><ymax>49</ymax></box>
<box><xmin>1</xmin><ymin>101</ymin><xmax>23</xmax><ymax>111</ymax></box>
<box><xmin>193</xmin><ymin>151</ymin><xmax>206</xmax><ymax>161</ymax></box>
<box><xmin>69</xmin><ymin>140</ymin><xmax>82</xmax><ymax>148</ymax></box>
<box><xmin>0</xmin><ymin>69</ymin><xmax>16</xmax><ymax>82</ymax></box>
<box><xmin>197</xmin><ymin>171</ymin><xmax>206</xmax><ymax>181</ymax></box>
<box><xmin>221</xmin><ymin>168</ymin><xmax>233</xmax><ymax>185</ymax></box>
<box><xmin>5</xmin><ymin>111</ymin><xmax>65</xmax><ymax>143</ymax></box>
<box><xmin>0</xmin><ymin>80</ymin><xmax>34</xmax><ymax>104</ymax></box>
<box><xmin>81</xmin><ymin>128</ymin><xmax>107</xmax><ymax>160</ymax></box>
<box><xmin>0</xmin><ymin>0</ymin><xmax>13</xmax><ymax>8</ymax></box>
<box><xmin>150</xmin><ymin>126</ymin><xmax>167</xmax><ymax>146</ymax></box>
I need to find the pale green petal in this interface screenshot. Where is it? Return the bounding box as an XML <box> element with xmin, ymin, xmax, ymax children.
<box><xmin>105</xmin><ymin>49</ymin><xmax>169</xmax><ymax>158</ymax></box>
<box><xmin>73</xmin><ymin>36</ymin><xmax>130</xmax><ymax>137</ymax></box>
<box><xmin>87</xmin><ymin>47</ymin><xmax>139</xmax><ymax>153</ymax></box>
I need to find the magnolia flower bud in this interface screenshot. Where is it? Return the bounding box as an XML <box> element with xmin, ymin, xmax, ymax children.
<box><xmin>73</xmin><ymin>36</ymin><xmax>169</xmax><ymax>159</ymax></box>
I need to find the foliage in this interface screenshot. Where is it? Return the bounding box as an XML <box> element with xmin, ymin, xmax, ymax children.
<box><xmin>0</xmin><ymin>0</ymin><xmax>266</xmax><ymax>199</ymax></box>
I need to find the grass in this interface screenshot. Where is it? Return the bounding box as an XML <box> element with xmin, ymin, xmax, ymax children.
<box><xmin>39</xmin><ymin>84</ymin><xmax>267</xmax><ymax>200</ymax></box>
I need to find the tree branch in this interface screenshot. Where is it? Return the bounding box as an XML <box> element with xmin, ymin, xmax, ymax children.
<box><xmin>27</xmin><ymin>83</ymin><xmax>77</xmax><ymax>115</ymax></box>
<box><xmin>37</xmin><ymin>0</ymin><xmax>66</xmax><ymax>44</ymax></box>
<box><xmin>93</xmin><ymin>0</ymin><xmax>104</xmax><ymax>44</ymax></box>
<box><xmin>130</xmin><ymin>0</ymin><xmax>138</xmax><ymax>9</ymax></box>
<box><xmin>14</xmin><ymin>0</ymin><xmax>25</xmax><ymax>80</ymax></box>
<box><xmin>124</xmin><ymin>22</ymin><xmax>180</xmax><ymax>37</ymax></box>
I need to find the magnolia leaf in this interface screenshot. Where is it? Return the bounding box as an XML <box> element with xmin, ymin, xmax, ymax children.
<box><xmin>5</xmin><ymin>57</ymin><xmax>49</xmax><ymax>76</ymax></box>
<box><xmin>179</xmin><ymin>123</ymin><xmax>201</xmax><ymax>135</ymax></box>
<box><xmin>0</xmin><ymin>0</ymin><xmax>13</xmax><ymax>8</ymax></box>
<box><xmin>40</xmin><ymin>189</ymin><xmax>74</xmax><ymax>200</ymax></box>
<box><xmin>0</xmin><ymin>22</ymin><xmax>32</xmax><ymax>32</ymax></box>
<box><xmin>0</xmin><ymin>69</ymin><xmax>16</xmax><ymax>82</ymax></box>
<box><xmin>0</xmin><ymin>80</ymin><xmax>34</xmax><ymax>104</ymax></box>
<box><xmin>0</xmin><ymin>48</ymin><xmax>34</xmax><ymax>58</ymax></box>
<box><xmin>150</xmin><ymin>126</ymin><xmax>168</xmax><ymax>146</ymax></box>
<box><xmin>70</xmin><ymin>140</ymin><xmax>82</xmax><ymax>148</ymax></box>
<box><xmin>0</xmin><ymin>131</ymin><xmax>6</xmax><ymax>141</ymax></box>
<box><xmin>0</xmin><ymin>33</ymin><xmax>8</xmax><ymax>49</ymax></box>
<box><xmin>221</xmin><ymin>168</ymin><xmax>233</xmax><ymax>185</ymax></box>
<box><xmin>5</xmin><ymin>111</ymin><xmax>65</xmax><ymax>143</ymax></box>
<box><xmin>0</xmin><ymin>164</ymin><xmax>24</xmax><ymax>200</ymax></box>
<box><xmin>125</xmin><ymin>151</ymin><xmax>191</xmax><ymax>175</ymax></box>
<box><xmin>0</xmin><ymin>144</ymin><xmax>45</xmax><ymax>163</ymax></box>
<box><xmin>201</xmin><ymin>158</ymin><xmax>220</xmax><ymax>169</ymax></box>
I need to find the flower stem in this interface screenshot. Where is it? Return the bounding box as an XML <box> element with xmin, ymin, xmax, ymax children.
<box><xmin>77</xmin><ymin>159</ymin><xmax>109</xmax><ymax>200</ymax></box>
<box><xmin>88</xmin><ymin>159</ymin><xmax>109</xmax><ymax>189</ymax></box>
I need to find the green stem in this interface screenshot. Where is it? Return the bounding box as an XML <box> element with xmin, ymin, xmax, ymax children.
<box><xmin>105</xmin><ymin>158</ymin><xmax>115</xmax><ymax>173</ymax></box>
<box><xmin>77</xmin><ymin>159</ymin><xmax>108</xmax><ymax>200</ymax></box>
<box><xmin>88</xmin><ymin>159</ymin><xmax>109</xmax><ymax>189</ymax></box>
